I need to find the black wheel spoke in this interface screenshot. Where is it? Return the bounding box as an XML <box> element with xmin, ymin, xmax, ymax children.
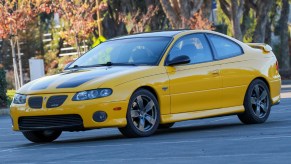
<box><xmin>131</xmin><ymin>110</ymin><xmax>139</xmax><ymax>118</ymax></box>
<box><xmin>255</xmin><ymin>105</ymin><xmax>261</xmax><ymax>116</ymax></box>
<box><xmin>260</xmin><ymin>103</ymin><xmax>268</xmax><ymax>112</ymax></box>
<box><xmin>145</xmin><ymin>114</ymin><xmax>155</xmax><ymax>125</ymax></box>
<box><xmin>136</xmin><ymin>96</ymin><xmax>144</xmax><ymax>110</ymax></box>
<box><xmin>259</xmin><ymin>90</ymin><xmax>267</xmax><ymax>101</ymax></box>
<box><xmin>250</xmin><ymin>97</ymin><xmax>257</xmax><ymax>104</ymax></box>
<box><xmin>254</xmin><ymin>85</ymin><xmax>260</xmax><ymax>98</ymax></box>
<box><xmin>139</xmin><ymin>117</ymin><xmax>145</xmax><ymax>131</ymax></box>
<box><xmin>145</xmin><ymin>100</ymin><xmax>154</xmax><ymax>113</ymax></box>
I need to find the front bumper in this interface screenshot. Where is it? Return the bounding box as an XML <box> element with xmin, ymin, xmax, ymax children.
<box><xmin>10</xmin><ymin>93</ymin><xmax>128</xmax><ymax>131</ymax></box>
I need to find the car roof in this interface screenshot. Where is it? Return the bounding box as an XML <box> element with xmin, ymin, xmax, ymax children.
<box><xmin>109</xmin><ymin>30</ymin><xmax>187</xmax><ymax>40</ymax></box>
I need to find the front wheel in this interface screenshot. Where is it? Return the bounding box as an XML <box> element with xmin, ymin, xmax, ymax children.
<box><xmin>22</xmin><ymin>130</ymin><xmax>62</xmax><ymax>143</ymax></box>
<box><xmin>119</xmin><ymin>89</ymin><xmax>160</xmax><ymax>138</ymax></box>
<box><xmin>238</xmin><ymin>79</ymin><xmax>271</xmax><ymax>124</ymax></box>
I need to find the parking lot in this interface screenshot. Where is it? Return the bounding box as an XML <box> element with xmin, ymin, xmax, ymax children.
<box><xmin>0</xmin><ymin>85</ymin><xmax>291</xmax><ymax>164</ymax></box>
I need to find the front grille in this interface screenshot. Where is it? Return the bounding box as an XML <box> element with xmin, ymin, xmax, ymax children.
<box><xmin>28</xmin><ymin>97</ymin><xmax>43</xmax><ymax>109</ymax></box>
<box><xmin>18</xmin><ymin>114</ymin><xmax>83</xmax><ymax>130</ymax></box>
<box><xmin>46</xmin><ymin>95</ymin><xmax>68</xmax><ymax>108</ymax></box>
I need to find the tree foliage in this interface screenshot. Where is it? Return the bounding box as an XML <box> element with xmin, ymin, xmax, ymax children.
<box><xmin>0</xmin><ymin>0</ymin><xmax>290</xmax><ymax>84</ymax></box>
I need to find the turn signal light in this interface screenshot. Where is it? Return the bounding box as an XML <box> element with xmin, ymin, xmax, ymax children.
<box><xmin>113</xmin><ymin>107</ymin><xmax>122</xmax><ymax>111</ymax></box>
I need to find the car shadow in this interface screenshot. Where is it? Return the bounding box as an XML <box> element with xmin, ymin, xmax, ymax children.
<box><xmin>51</xmin><ymin>122</ymin><xmax>246</xmax><ymax>145</ymax></box>
<box><xmin>11</xmin><ymin>119</ymin><xmax>283</xmax><ymax>148</ymax></box>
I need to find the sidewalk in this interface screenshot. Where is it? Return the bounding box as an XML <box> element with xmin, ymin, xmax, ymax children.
<box><xmin>0</xmin><ymin>108</ymin><xmax>9</xmax><ymax>116</ymax></box>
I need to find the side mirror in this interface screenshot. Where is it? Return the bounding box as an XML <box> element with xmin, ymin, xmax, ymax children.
<box><xmin>167</xmin><ymin>55</ymin><xmax>190</xmax><ymax>66</ymax></box>
<box><xmin>64</xmin><ymin>62</ymin><xmax>73</xmax><ymax>70</ymax></box>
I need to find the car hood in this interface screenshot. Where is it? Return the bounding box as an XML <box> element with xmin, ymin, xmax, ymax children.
<box><xmin>18</xmin><ymin>66</ymin><xmax>164</xmax><ymax>95</ymax></box>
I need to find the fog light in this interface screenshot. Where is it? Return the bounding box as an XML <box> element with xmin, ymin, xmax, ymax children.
<box><xmin>93</xmin><ymin>111</ymin><xmax>107</xmax><ymax>122</ymax></box>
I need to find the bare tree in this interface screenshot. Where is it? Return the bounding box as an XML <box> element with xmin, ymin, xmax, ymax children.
<box><xmin>219</xmin><ymin>0</ymin><xmax>244</xmax><ymax>41</ymax></box>
<box><xmin>248</xmin><ymin>0</ymin><xmax>274</xmax><ymax>43</ymax></box>
<box><xmin>279</xmin><ymin>0</ymin><xmax>290</xmax><ymax>70</ymax></box>
<box><xmin>159</xmin><ymin>0</ymin><xmax>204</xmax><ymax>29</ymax></box>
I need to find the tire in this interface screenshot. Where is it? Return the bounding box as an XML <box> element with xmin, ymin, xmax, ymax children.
<box><xmin>238</xmin><ymin>79</ymin><xmax>271</xmax><ymax>124</ymax></box>
<box><xmin>22</xmin><ymin>130</ymin><xmax>62</xmax><ymax>143</ymax></box>
<box><xmin>118</xmin><ymin>89</ymin><xmax>160</xmax><ymax>138</ymax></box>
<box><xmin>158</xmin><ymin>123</ymin><xmax>175</xmax><ymax>129</ymax></box>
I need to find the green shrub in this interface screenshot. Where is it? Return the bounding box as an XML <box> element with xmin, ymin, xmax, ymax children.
<box><xmin>6</xmin><ymin>90</ymin><xmax>15</xmax><ymax>107</ymax></box>
<box><xmin>0</xmin><ymin>66</ymin><xmax>7</xmax><ymax>108</ymax></box>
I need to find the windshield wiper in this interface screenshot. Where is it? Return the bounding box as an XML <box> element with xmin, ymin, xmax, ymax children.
<box><xmin>102</xmin><ymin>62</ymin><xmax>137</xmax><ymax>66</ymax></box>
<box><xmin>69</xmin><ymin>62</ymin><xmax>137</xmax><ymax>69</ymax></box>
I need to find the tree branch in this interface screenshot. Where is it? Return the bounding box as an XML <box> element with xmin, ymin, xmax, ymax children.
<box><xmin>159</xmin><ymin>0</ymin><xmax>180</xmax><ymax>28</ymax></box>
<box><xmin>189</xmin><ymin>0</ymin><xmax>203</xmax><ymax>16</ymax></box>
<box><xmin>219</xmin><ymin>0</ymin><xmax>231</xmax><ymax>19</ymax></box>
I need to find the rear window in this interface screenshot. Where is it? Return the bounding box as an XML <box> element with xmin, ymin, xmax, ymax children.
<box><xmin>207</xmin><ymin>34</ymin><xmax>243</xmax><ymax>59</ymax></box>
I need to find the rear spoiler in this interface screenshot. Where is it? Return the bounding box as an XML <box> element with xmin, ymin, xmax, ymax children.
<box><xmin>246</xmin><ymin>43</ymin><xmax>272</xmax><ymax>52</ymax></box>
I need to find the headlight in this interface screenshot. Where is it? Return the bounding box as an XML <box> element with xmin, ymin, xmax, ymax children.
<box><xmin>72</xmin><ymin>88</ymin><xmax>112</xmax><ymax>101</ymax></box>
<box><xmin>13</xmin><ymin>94</ymin><xmax>27</xmax><ymax>104</ymax></box>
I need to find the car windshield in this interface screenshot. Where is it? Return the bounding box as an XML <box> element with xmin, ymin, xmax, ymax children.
<box><xmin>68</xmin><ymin>37</ymin><xmax>172</xmax><ymax>68</ymax></box>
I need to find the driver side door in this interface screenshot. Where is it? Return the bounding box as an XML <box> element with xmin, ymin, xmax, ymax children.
<box><xmin>165</xmin><ymin>33</ymin><xmax>223</xmax><ymax>114</ymax></box>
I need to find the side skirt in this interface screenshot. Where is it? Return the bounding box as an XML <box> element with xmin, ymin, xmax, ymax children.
<box><xmin>160</xmin><ymin>106</ymin><xmax>245</xmax><ymax>123</ymax></box>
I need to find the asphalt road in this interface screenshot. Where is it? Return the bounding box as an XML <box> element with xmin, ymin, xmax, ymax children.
<box><xmin>1</xmin><ymin>85</ymin><xmax>291</xmax><ymax>164</ymax></box>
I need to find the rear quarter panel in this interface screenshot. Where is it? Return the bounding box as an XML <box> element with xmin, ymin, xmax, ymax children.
<box><xmin>238</xmin><ymin>46</ymin><xmax>281</xmax><ymax>105</ymax></box>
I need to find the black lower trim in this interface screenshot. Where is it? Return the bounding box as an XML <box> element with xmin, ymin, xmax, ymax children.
<box><xmin>18</xmin><ymin>114</ymin><xmax>84</xmax><ymax>131</ymax></box>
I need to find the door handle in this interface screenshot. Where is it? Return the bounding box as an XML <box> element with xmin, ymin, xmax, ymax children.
<box><xmin>211</xmin><ymin>69</ymin><xmax>220</xmax><ymax>75</ymax></box>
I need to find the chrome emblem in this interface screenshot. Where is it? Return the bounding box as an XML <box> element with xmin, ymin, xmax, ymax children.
<box><xmin>162</xmin><ymin>87</ymin><xmax>168</xmax><ymax>91</ymax></box>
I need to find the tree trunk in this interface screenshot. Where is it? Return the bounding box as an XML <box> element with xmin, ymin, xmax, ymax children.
<box><xmin>252</xmin><ymin>0</ymin><xmax>274</xmax><ymax>43</ymax></box>
<box><xmin>264</xmin><ymin>2</ymin><xmax>277</xmax><ymax>45</ymax></box>
<box><xmin>96</xmin><ymin>0</ymin><xmax>104</xmax><ymax>36</ymax></box>
<box><xmin>75</xmin><ymin>36</ymin><xmax>81</xmax><ymax>57</ymax></box>
<box><xmin>9</xmin><ymin>39</ymin><xmax>20</xmax><ymax>90</ymax></box>
<box><xmin>241</xmin><ymin>2</ymin><xmax>251</xmax><ymax>37</ymax></box>
<box><xmin>159</xmin><ymin>0</ymin><xmax>182</xmax><ymax>28</ymax></box>
<box><xmin>219</xmin><ymin>0</ymin><xmax>244</xmax><ymax>41</ymax></box>
<box><xmin>16</xmin><ymin>38</ymin><xmax>23</xmax><ymax>87</ymax></box>
<box><xmin>279</xmin><ymin>0</ymin><xmax>290</xmax><ymax>70</ymax></box>
<box><xmin>201</xmin><ymin>0</ymin><xmax>212</xmax><ymax>19</ymax></box>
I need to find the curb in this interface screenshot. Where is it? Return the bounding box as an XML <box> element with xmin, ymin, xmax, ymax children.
<box><xmin>0</xmin><ymin>108</ymin><xmax>10</xmax><ymax>116</ymax></box>
<box><xmin>282</xmin><ymin>80</ymin><xmax>291</xmax><ymax>85</ymax></box>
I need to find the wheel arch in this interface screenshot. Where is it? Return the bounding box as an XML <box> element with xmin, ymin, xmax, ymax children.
<box><xmin>251</xmin><ymin>77</ymin><xmax>270</xmax><ymax>90</ymax></box>
<box><xmin>244</xmin><ymin>76</ymin><xmax>271</xmax><ymax>101</ymax></box>
<box><xmin>134</xmin><ymin>86</ymin><xmax>159</xmax><ymax>103</ymax></box>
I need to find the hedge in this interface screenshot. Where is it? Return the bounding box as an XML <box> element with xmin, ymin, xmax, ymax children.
<box><xmin>0</xmin><ymin>66</ymin><xmax>7</xmax><ymax>108</ymax></box>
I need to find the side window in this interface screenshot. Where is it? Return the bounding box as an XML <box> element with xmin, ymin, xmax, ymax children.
<box><xmin>168</xmin><ymin>34</ymin><xmax>213</xmax><ymax>64</ymax></box>
<box><xmin>207</xmin><ymin>34</ymin><xmax>243</xmax><ymax>59</ymax></box>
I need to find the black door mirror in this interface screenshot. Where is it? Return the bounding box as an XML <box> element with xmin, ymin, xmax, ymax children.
<box><xmin>167</xmin><ymin>55</ymin><xmax>190</xmax><ymax>66</ymax></box>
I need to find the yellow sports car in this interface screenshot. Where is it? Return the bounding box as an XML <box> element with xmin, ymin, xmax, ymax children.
<box><xmin>10</xmin><ymin>30</ymin><xmax>281</xmax><ymax>143</ymax></box>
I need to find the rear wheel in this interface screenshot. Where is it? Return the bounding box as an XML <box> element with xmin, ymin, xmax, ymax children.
<box><xmin>22</xmin><ymin>130</ymin><xmax>62</xmax><ymax>143</ymax></box>
<box><xmin>119</xmin><ymin>89</ymin><xmax>160</xmax><ymax>137</ymax></box>
<box><xmin>158</xmin><ymin>123</ymin><xmax>175</xmax><ymax>129</ymax></box>
<box><xmin>238</xmin><ymin>79</ymin><xmax>271</xmax><ymax>124</ymax></box>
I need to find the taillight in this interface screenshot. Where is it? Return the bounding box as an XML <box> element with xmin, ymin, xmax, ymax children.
<box><xmin>276</xmin><ymin>61</ymin><xmax>279</xmax><ymax>71</ymax></box>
